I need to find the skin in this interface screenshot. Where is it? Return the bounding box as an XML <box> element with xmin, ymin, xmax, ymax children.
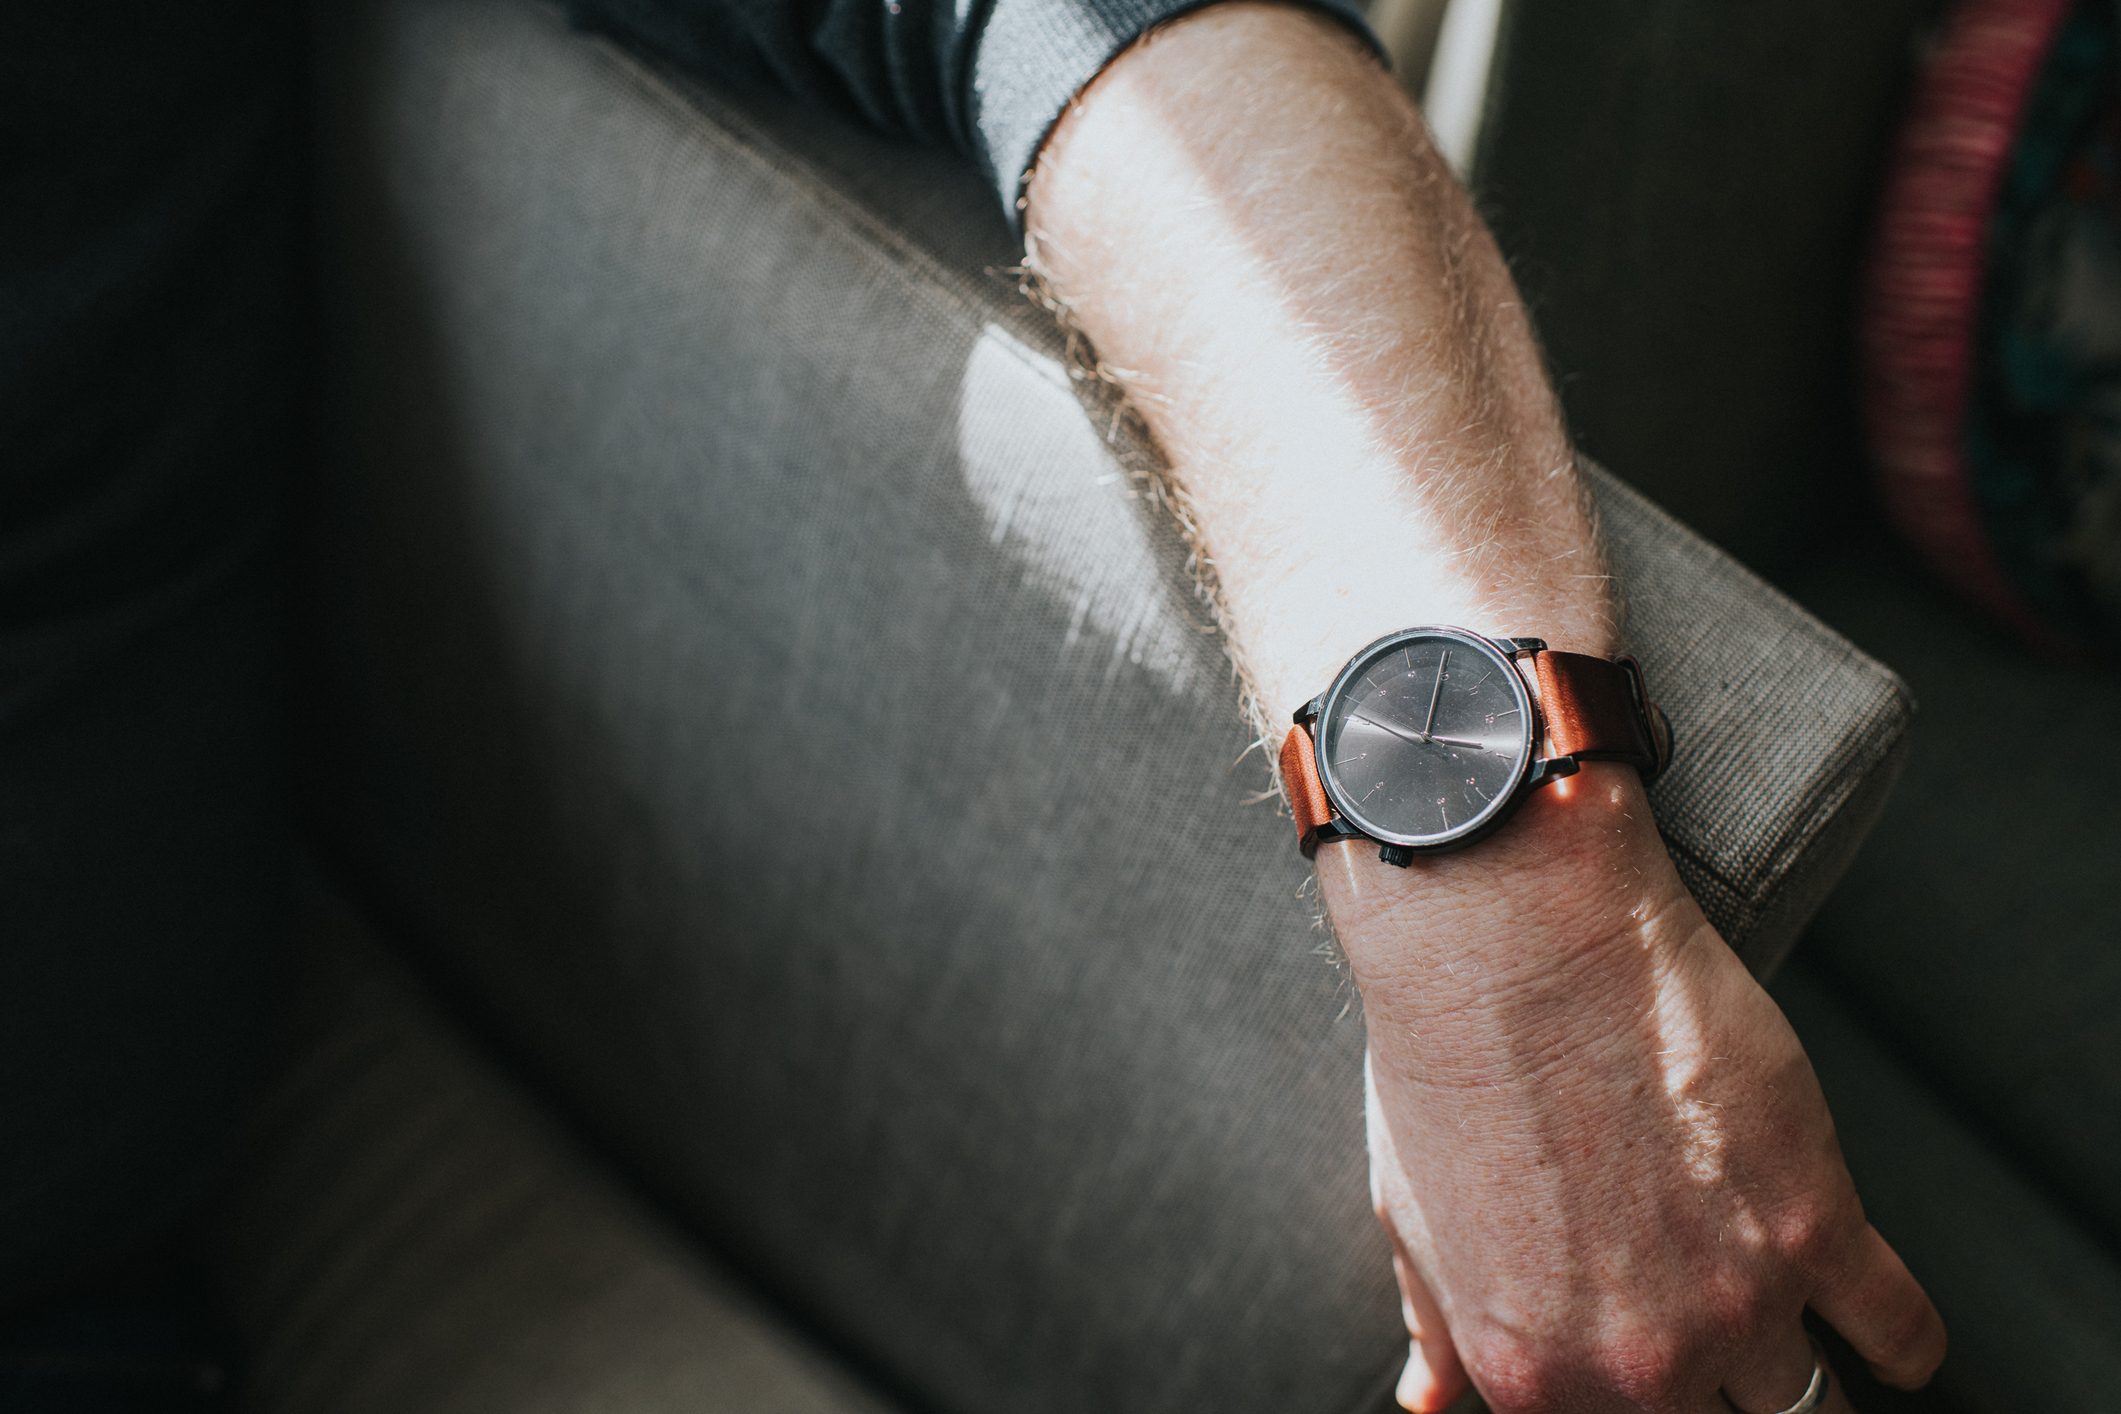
<box><xmin>1021</xmin><ymin>5</ymin><xmax>1948</xmax><ymax>1411</ymax></box>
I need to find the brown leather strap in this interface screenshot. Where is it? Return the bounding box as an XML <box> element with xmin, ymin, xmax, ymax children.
<box><xmin>1279</xmin><ymin>725</ymin><xmax>1333</xmax><ymax>847</ymax></box>
<box><xmin>1531</xmin><ymin>650</ymin><xmax>1672</xmax><ymax>776</ymax></box>
<box><xmin>1279</xmin><ymin>646</ymin><xmax>1672</xmax><ymax>852</ymax></box>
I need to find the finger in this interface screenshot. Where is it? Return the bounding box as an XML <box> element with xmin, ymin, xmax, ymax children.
<box><xmin>1811</xmin><ymin>1225</ymin><xmax>1946</xmax><ymax>1390</ymax></box>
<box><xmin>1397</xmin><ymin>1340</ymin><xmax>1462</xmax><ymax>1414</ymax></box>
<box><xmin>1365</xmin><ymin>1052</ymin><xmax>1467</xmax><ymax>1412</ymax></box>
<box><xmin>1720</xmin><ymin>1329</ymin><xmax>1825</xmax><ymax>1414</ymax></box>
<box><xmin>1386</xmin><ymin>1226</ymin><xmax>1468</xmax><ymax>1410</ymax></box>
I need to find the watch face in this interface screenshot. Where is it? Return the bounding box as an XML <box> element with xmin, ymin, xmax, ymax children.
<box><xmin>1314</xmin><ymin>628</ymin><xmax>1535</xmax><ymax>848</ymax></box>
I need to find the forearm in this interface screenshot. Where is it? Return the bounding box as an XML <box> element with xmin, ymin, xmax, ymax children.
<box><xmin>1022</xmin><ymin>0</ymin><xmax>1658</xmax><ymax>1002</ymax></box>
<box><xmin>1023</xmin><ymin>0</ymin><xmax>1616</xmax><ymax>739</ymax></box>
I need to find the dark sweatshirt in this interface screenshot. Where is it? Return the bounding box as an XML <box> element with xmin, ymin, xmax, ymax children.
<box><xmin>569</xmin><ymin>0</ymin><xmax>1377</xmax><ymax>224</ymax></box>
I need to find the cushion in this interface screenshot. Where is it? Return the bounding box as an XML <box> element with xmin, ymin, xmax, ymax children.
<box><xmin>206</xmin><ymin>870</ymin><xmax>900</xmax><ymax>1414</ymax></box>
<box><xmin>1795</xmin><ymin>542</ymin><xmax>2121</xmax><ymax>1262</ymax></box>
<box><xmin>1472</xmin><ymin>0</ymin><xmax>1932</xmax><ymax>572</ymax></box>
<box><xmin>1772</xmin><ymin>961</ymin><xmax>2121</xmax><ymax>1414</ymax></box>
<box><xmin>1862</xmin><ymin>0</ymin><xmax>2121</xmax><ymax>647</ymax></box>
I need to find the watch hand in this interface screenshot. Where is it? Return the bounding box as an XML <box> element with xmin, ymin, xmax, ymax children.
<box><xmin>1427</xmin><ymin>735</ymin><xmax>1492</xmax><ymax>750</ymax></box>
<box><xmin>1350</xmin><ymin>711</ymin><xmax>1431</xmax><ymax>747</ymax></box>
<box><xmin>1422</xmin><ymin>648</ymin><xmax>1448</xmax><ymax>735</ymax></box>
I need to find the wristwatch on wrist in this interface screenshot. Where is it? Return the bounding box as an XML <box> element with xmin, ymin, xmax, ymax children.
<box><xmin>1279</xmin><ymin>625</ymin><xmax>1673</xmax><ymax>866</ymax></box>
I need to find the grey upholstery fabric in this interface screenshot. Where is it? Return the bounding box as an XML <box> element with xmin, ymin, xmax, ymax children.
<box><xmin>1591</xmin><ymin>471</ymin><xmax>1912</xmax><ymax>976</ymax></box>
<box><xmin>208</xmin><ymin>870</ymin><xmax>900</xmax><ymax>1414</ymax></box>
<box><xmin>292</xmin><ymin>1</ymin><xmax>1915</xmax><ymax>1411</ymax></box>
<box><xmin>1795</xmin><ymin>543</ymin><xmax>2121</xmax><ymax>1256</ymax></box>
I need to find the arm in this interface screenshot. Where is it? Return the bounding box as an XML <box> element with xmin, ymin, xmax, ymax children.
<box><xmin>1024</xmin><ymin>6</ymin><xmax>1945</xmax><ymax>1412</ymax></box>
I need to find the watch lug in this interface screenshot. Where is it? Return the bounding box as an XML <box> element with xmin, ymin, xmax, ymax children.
<box><xmin>1300</xmin><ymin>817</ymin><xmax>1365</xmax><ymax>859</ymax></box>
<box><xmin>1293</xmin><ymin>695</ymin><xmax>1323</xmax><ymax>726</ymax></box>
<box><xmin>1504</xmin><ymin>636</ymin><xmax>1547</xmax><ymax>658</ymax></box>
<box><xmin>1527</xmin><ymin>755</ymin><xmax>1580</xmax><ymax>788</ymax></box>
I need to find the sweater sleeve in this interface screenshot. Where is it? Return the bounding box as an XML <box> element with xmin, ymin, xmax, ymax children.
<box><xmin>567</xmin><ymin>0</ymin><xmax>1384</xmax><ymax>228</ymax></box>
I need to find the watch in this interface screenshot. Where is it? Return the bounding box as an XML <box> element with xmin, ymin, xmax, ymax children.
<box><xmin>1278</xmin><ymin>626</ymin><xmax>1673</xmax><ymax>865</ymax></box>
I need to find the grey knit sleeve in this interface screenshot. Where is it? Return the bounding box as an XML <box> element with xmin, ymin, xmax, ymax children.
<box><xmin>567</xmin><ymin>0</ymin><xmax>1384</xmax><ymax>228</ymax></box>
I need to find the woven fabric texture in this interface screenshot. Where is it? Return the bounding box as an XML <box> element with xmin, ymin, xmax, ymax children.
<box><xmin>287</xmin><ymin>1</ymin><xmax>1914</xmax><ymax>1411</ymax></box>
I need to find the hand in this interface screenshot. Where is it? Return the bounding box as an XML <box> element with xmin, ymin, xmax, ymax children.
<box><xmin>1422</xmin><ymin>649</ymin><xmax>1448</xmax><ymax>736</ymax></box>
<box><xmin>1329</xmin><ymin>765</ymin><xmax>1946</xmax><ymax>1413</ymax></box>
<box><xmin>1354</xmin><ymin>711</ymin><xmax>1437</xmax><ymax>748</ymax></box>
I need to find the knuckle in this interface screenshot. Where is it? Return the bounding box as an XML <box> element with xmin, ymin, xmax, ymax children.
<box><xmin>1462</xmin><ymin>1332</ymin><xmax>1564</xmax><ymax>1413</ymax></box>
<box><xmin>1774</xmin><ymin>1201</ymin><xmax>1854</xmax><ymax>1276</ymax></box>
<box><xmin>1590</xmin><ymin>1328</ymin><xmax>1686</xmax><ymax>1407</ymax></box>
<box><xmin>1700</xmin><ymin>1279</ymin><xmax>1769</xmax><ymax>1340</ymax></box>
<box><xmin>1463</xmin><ymin>1328</ymin><xmax>1694</xmax><ymax>1413</ymax></box>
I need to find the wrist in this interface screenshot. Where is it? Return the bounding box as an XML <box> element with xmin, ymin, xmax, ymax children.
<box><xmin>1316</xmin><ymin>762</ymin><xmax>1696</xmax><ymax>999</ymax></box>
<box><xmin>1242</xmin><ymin>555</ymin><xmax>1620</xmax><ymax>731</ymax></box>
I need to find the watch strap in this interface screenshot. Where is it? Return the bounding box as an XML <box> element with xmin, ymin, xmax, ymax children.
<box><xmin>1278</xmin><ymin>723</ymin><xmax>1334</xmax><ymax>851</ymax></box>
<box><xmin>1530</xmin><ymin>650</ymin><xmax>1672</xmax><ymax>777</ymax></box>
<box><xmin>1276</xmin><ymin>644</ymin><xmax>1673</xmax><ymax>855</ymax></box>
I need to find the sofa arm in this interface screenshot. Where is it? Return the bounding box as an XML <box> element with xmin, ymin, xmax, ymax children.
<box><xmin>283</xmin><ymin>1</ymin><xmax>1914</xmax><ymax>1411</ymax></box>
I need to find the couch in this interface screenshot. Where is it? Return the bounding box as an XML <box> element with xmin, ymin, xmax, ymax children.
<box><xmin>198</xmin><ymin>1</ymin><xmax>2121</xmax><ymax>1410</ymax></box>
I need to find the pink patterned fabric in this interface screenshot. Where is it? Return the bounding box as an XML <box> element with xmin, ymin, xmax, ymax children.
<box><xmin>1862</xmin><ymin>0</ymin><xmax>2079</xmax><ymax>645</ymax></box>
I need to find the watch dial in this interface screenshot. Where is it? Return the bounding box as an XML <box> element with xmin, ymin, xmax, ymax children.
<box><xmin>1316</xmin><ymin>630</ymin><xmax>1533</xmax><ymax>846</ymax></box>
